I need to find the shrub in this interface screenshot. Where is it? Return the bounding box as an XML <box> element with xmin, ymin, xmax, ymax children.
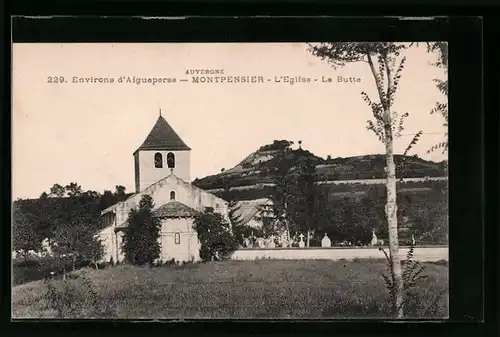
<box><xmin>194</xmin><ymin>208</ymin><xmax>238</xmax><ymax>262</ymax></box>
<box><xmin>161</xmin><ymin>258</ymin><xmax>200</xmax><ymax>269</ymax></box>
<box><xmin>122</xmin><ymin>195</ymin><xmax>161</xmax><ymax>266</ymax></box>
<box><xmin>13</xmin><ymin>255</ymin><xmax>96</xmax><ymax>286</ymax></box>
<box><xmin>380</xmin><ymin>244</ymin><xmax>447</xmax><ymax>317</ymax></box>
<box><xmin>44</xmin><ymin>271</ymin><xmax>115</xmax><ymax>318</ymax></box>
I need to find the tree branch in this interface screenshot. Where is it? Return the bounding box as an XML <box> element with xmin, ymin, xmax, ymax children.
<box><xmin>382</xmin><ymin>54</ymin><xmax>394</xmax><ymax>138</ymax></box>
<box><xmin>384</xmin><ymin>55</ymin><xmax>392</xmax><ymax>105</ymax></box>
<box><xmin>366</xmin><ymin>53</ymin><xmax>387</xmax><ymax>115</ymax></box>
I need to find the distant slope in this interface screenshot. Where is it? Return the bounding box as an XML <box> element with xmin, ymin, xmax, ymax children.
<box><xmin>316</xmin><ymin>154</ymin><xmax>447</xmax><ymax>181</ymax></box>
<box><xmin>210</xmin><ymin>180</ymin><xmax>448</xmax><ymax>203</ymax></box>
<box><xmin>192</xmin><ymin>141</ymin><xmax>447</xmax><ymax>191</ymax></box>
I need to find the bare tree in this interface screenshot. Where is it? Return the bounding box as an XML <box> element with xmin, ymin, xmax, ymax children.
<box><xmin>309</xmin><ymin>42</ymin><xmax>421</xmax><ymax>318</ymax></box>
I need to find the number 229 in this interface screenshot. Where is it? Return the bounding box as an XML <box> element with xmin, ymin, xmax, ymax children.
<box><xmin>47</xmin><ymin>76</ymin><xmax>66</xmax><ymax>83</ymax></box>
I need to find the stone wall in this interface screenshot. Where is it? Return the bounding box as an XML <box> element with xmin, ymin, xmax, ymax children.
<box><xmin>230</xmin><ymin>246</ymin><xmax>448</xmax><ymax>262</ymax></box>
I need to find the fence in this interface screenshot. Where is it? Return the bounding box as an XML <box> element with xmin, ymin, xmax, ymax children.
<box><xmin>230</xmin><ymin>246</ymin><xmax>448</xmax><ymax>262</ymax></box>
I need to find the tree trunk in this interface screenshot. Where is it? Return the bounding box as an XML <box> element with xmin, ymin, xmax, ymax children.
<box><xmin>367</xmin><ymin>51</ymin><xmax>405</xmax><ymax>318</ymax></box>
<box><xmin>382</xmin><ymin>54</ymin><xmax>404</xmax><ymax>319</ymax></box>
<box><xmin>72</xmin><ymin>255</ymin><xmax>76</xmax><ymax>271</ymax></box>
<box><xmin>384</xmin><ymin>113</ymin><xmax>404</xmax><ymax>318</ymax></box>
<box><xmin>306</xmin><ymin>228</ymin><xmax>311</xmax><ymax>247</ymax></box>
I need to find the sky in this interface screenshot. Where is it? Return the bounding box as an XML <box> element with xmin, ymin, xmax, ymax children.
<box><xmin>12</xmin><ymin>43</ymin><xmax>447</xmax><ymax>199</ymax></box>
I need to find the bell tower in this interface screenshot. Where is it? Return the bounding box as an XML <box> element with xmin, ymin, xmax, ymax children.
<box><xmin>133</xmin><ymin>111</ymin><xmax>191</xmax><ymax>192</ymax></box>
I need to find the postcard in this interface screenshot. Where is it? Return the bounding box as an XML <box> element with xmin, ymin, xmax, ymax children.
<box><xmin>12</xmin><ymin>42</ymin><xmax>448</xmax><ymax>319</ymax></box>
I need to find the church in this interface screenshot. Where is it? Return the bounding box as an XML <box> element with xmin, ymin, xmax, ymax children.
<box><xmin>97</xmin><ymin>113</ymin><xmax>230</xmax><ymax>263</ymax></box>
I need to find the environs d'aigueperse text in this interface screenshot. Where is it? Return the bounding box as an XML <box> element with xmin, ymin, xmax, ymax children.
<box><xmin>48</xmin><ymin>68</ymin><xmax>361</xmax><ymax>86</ymax></box>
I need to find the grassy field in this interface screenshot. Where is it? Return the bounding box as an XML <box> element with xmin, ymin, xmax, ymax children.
<box><xmin>12</xmin><ymin>259</ymin><xmax>448</xmax><ymax>319</ymax></box>
<box><xmin>12</xmin><ymin>256</ymin><xmax>94</xmax><ymax>286</ymax></box>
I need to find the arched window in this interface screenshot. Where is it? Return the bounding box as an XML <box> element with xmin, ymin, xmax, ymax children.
<box><xmin>170</xmin><ymin>191</ymin><xmax>176</xmax><ymax>201</ymax></box>
<box><xmin>154</xmin><ymin>152</ymin><xmax>163</xmax><ymax>168</ymax></box>
<box><xmin>167</xmin><ymin>152</ymin><xmax>175</xmax><ymax>169</ymax></box>
<box><xmin>174</xmin><ymin>232</ymin><xmax>180</xmax><ymax>245</ymax></box>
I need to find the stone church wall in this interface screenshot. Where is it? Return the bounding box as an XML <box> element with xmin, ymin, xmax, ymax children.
<box><xmin>135</xmin><ymin>150</ymin><xmax>191</xmax><ymax>192</ymax></box>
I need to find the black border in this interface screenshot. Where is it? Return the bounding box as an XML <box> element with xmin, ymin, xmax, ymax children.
<box><xmin>12</xmin><ymin>16</ymin><xmax>451</xmax><ymax>43</ymax></box>
<box><xmin>482</xmin><ymin>15</ymin><xmax>499</xmax><ymax>336</ymax></box>
<box><xmin>5</xmin><ymin>2</ymin><xmax>500</xmax><ymax>17</ymax></box>
<box><xmin>5</xmin><ymin>15</ymin><xmax>488</xmax><ymax>337</ymax></box>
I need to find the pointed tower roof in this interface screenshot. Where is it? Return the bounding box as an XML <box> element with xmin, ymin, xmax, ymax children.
<box><xmin>134</xmin><ymin>115</ymin><xmax>191</xmax><ymax>153</ymax></box>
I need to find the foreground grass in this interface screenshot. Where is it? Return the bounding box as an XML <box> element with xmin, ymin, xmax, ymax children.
<box><xmin>12</xmin><ymin>259</ymin><xmax>448</xmax><ymax>319</ymax></box>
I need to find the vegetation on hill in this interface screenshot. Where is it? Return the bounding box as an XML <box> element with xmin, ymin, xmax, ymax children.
<box><xmin>217</xmin><ymin>180</ymin><xmax>447</xmax><ymax>246</ymax></box>
<box><xmin>197</xmin><ymin>141</ymin><xmax>447</xmax><ymax>247</ymax></box>
<box><xmin>12</xmin><ymin>184</ymin><xmax>132</xmax><ymax>262</ymax></box>
<box><xmin>192</xmin><ymin>140</ymin><xmax>447</xmax><ymax>190</ymax></box>
<box><xmin>206</xmin><ymin>141</ymin><xmax>447</xmax><ymax>248</ymax></box>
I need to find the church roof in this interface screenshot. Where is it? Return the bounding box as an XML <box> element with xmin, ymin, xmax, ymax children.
<box><xmin>101</xmin><ymin>174</ymin><xmax>228</xmax><ymax>216</ymax></box>
<box><xmin>135</xmin><ymin>115</ymin><xmax>191</xmax><ymax>153</ymax></box>
<box><xmin>115</xmin><ymin>201</ymin><xmax>199</xmax><ymax>229</ymax></box>
<box><xmin>153</xmin><ymin>201</ymin><xmax>200</xmax><ymax>218</ymax></box>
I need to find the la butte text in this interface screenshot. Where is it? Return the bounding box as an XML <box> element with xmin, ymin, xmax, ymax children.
<box><xmin>273</xmin><ymin>76</ymin><xmax>361</xmax><ymax>84</ymax></box>
<box><xmin>323</xmin><ymin>76</ymin><xmax>361</xmax><ymax>83</ymax></box>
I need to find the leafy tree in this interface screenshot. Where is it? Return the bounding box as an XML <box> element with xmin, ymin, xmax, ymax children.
<box><xmin>13</xmin><ymin>185</ymin><xmax>104</xmax><ymax>273</ymax></box>
<box><xmin>12</xmin><ymin>202</ymin><xmax>42</xmax><ymax>257</ymax></box>
<box><xmin>87</xmin><ymin>238</ymin><xmax>105</xmax><ymax>269</ymax></box>
<box><xmin>14</xmin><ymin>183</ymin><xmax>133</xmax><ymax>258</ymax></box>
<box><xmin>287</xmin><ymin>156</ymin><xmax>323</xmax><ymax>246</ymax></box>
<box><xmin>266</xmin><ymin>143</ymin><xmax>296</xmax><ymax>239</ymax></box>
<box><xmin>324</xmin><ymin>197</ymin><xmax>372</xmax><ymax>244</ymax></box>
<box><xmin>425</xmin><ymin>42</ymin><xmax>448</xmax><ymax>154</ymax></box>
<box><xmin>65</xmin><ymin>182</ymin><xmax>83</xmax><ymax>197</ymax></box>
<box><xmin>309</xmin><ymin>42</ymin><xmax>420</xmax><ymax>318</ymax></box>
<box><xmin>221</xmin><ymin>175</ymin><xmax>250</xmax><ymax>245</ymax></box>
<box><xmin>193</xmin><ymin>207</ymin><xmax>238</xmax><ymax>261</ymax></box>
<box><xmin>99</xmin><ymin>186</ymin><xmax>129</xmax><ymax>211</ymax></box>
<box><xmin>427</xmin><ymin>42</ymin><xmax>448</xmax><ymax>153</ymax></box>
<box><xmin>99</xmin><ymin>190</ymin><xmax>116</xmax><ymax>211</ymax></box>
<box><xmin>52</xmin><ymin>224</ymin><xmax>104</xmax><ymax>270</ymax></box>
<box><xmin>406</xmin><ymin>42</ymin><xmax>447</xmax><ymax>154</ymax></box>
<box><xmin>402</xmin><ymin>190</ymin><xmax>448</xmax><ymax>244</ymax></box>
<box><xmin>317</xmin><ymin>186</ymin><xmax>387</xmax><ymax>245</ymax></box>
<box><xmin>49</xmin><ymin>190</ymin><xmax>104</xmax><ymax>270</ymax></box>
<box><xmin>254</xmin><ymin>141</ymin><xmax>327</xmax><ymax>242</ymax></box>
<box><xmin>49</xmin><ymin>184</ymin><xmax>66</xmax><ymax>198</ymax></box>
<box><xmin>114</xmin><ymin>185</ymin><xmax>127</xmax><ymax>200</ymax></box>
<box><xmin>30</xmin><ymin>184</ymin><xmax>101</xmax><ymax>244</ymax></box>
<box><xmin>122</xmin><ymin>195</ymin><xmax>161</xmax><ymax>266</ymax></box>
